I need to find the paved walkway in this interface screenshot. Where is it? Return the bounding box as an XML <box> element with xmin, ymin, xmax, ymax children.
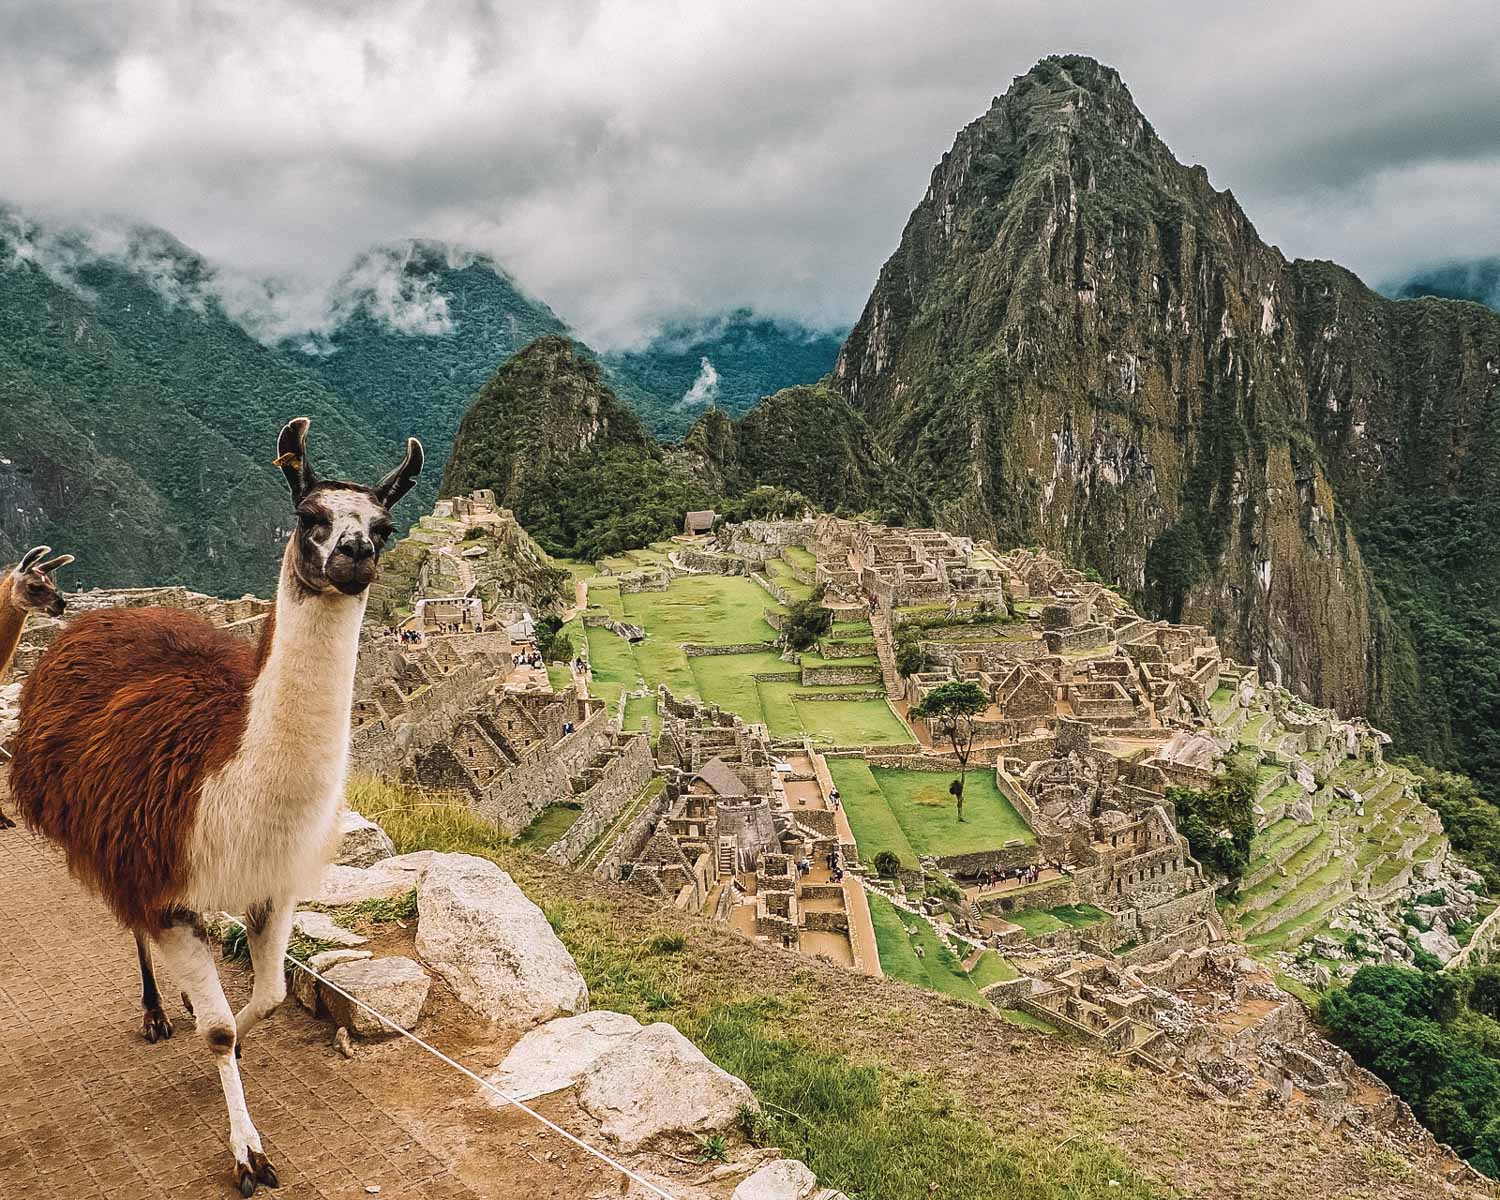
<box><xmin>0</xmin><ymin>829</ymin><xmax>572</xmax><ymax>1200</ymax></box>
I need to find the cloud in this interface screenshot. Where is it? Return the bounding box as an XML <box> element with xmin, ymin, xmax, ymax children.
<box><xmin>0</xmin><ymin>1</ymin><xmax>1496</xmax><ymax>346</ymax></box>
<box><xmin>675</xmin><ymin>357</ymin><xmax>720</xmax><ymax>411</ymax></box>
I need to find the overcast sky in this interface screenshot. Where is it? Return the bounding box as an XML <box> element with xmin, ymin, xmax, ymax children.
<box><xmin>2</xmin><ymin>0</ymin><xmax>1497</xmax><ymax>346</ymax></box>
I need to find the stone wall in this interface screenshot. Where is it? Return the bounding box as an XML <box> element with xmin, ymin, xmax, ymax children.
<box><xmin>469</xmin><ymin>706</ymin><xmax>615</xmax><ymax>833</ymax></box>
<box><xmin>801</xmin><ymin>663</ymin><xmax>881</xmax><ymax>686</ymax></box>
<box><xmin>683</xmin><ymin>641</ymin><xmax>781</xmax><ymax>656</ymax></box>
<box><xmin>547</xmin><ymin>736</ymin><xmax>657</xmax><ymax>864</ymax></box>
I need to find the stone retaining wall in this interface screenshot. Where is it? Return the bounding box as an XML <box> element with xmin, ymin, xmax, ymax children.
<box><xmin>801</xmin><ymin>663</ymin><xmax>881</xmax><ymax>686</ymax></box>
<box><xmin>547</xmin><ymin>736</ymin><xmax>657</xmax><ymax>864</ymax></box>
<box><xmin>683</xmin><ymin>641</ymin><xmax>781</xmax><ymax>656</ymax></box>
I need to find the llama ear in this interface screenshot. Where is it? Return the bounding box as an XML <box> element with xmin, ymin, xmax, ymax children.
<box><xmin>38</xmin><ymin>554</ymin><xmax>74</xmax><ymax>575</ymax></box>
<box><xmin>374</xmin><ymin>437</ymin><xmax>423</xmax><ymax>509</ymax></box>
<box><xmin>275</xmin><ymin>417</ymin><xmax>318</xmax><ymax>503</ymax></box>
<box><xmin>16</xmin><ymin>546</ymin><xmax>50</xmax><ymax>574</ymax></box>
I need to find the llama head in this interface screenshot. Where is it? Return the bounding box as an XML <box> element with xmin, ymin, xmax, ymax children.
<box><xmin>275</xmin><ymin>417</ymin><xmax>423</xmax><ymax>598</ymax></box>
<box><xmin>8</xmin><ymin>546</ymin><xmax>74</xmax><ymax>618</ymax></box>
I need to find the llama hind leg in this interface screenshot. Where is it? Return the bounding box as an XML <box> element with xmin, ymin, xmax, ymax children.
<box><xmin>155</xmin><ymin>914</ymin><xmax>280</xmax><ymax>1195</ymax></box>
<box><xmin>234</xmin><ymin>898</ymin><xmax>296</xmax><ymax>1045</ymax></box>
<box><xmin>134</xmin><ymin>931</ymin><xmax>174</xmax><ymax>1043</ymax></box>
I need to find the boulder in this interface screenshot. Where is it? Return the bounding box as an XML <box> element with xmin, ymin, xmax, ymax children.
<box><xmin>1289</xmin><ymin>796</ymin><xmax>1314</xmax><ymax>825</ymax></box>
<box><xmin>487</xmin><ymin>1011</ymin><xmax>642</xmax><ymax>1103</ymax></box>
<box><xmin>308</xmin><ymin>851</ymin><xmax>435</xmax><ymax>906</ymax></box>
<box><xmin>321</xmin><ymin>956</ymin><xmax>431</xmax><ymax>1038</ymax></box>
<box><xmin>578</xmin><ymin>1022</ymin><xmax>758</xmax><ymax>1150</ymax></box>
<box><xmin>336</xmin><ymin>809</ymin><xmax>396</xmax><ymax>867</ymax></box>
<box><xmin>732</xmin><ymin>1160</ymin><xmax>818</xmax><ymax>1200</ymax></box>
<box><xmin>1417</xmin><ymin>927</ymin><xmax>1461</xmax><ymax>963</ymax></box>
<box><xmin>291</xmin><ymin>948</ymin><xmax>372</xmax><ymax>1012</ymax></box>
<box><xmin>293</xmin><ymin>911</ymin><xmax>367</xmax><ymax>948</ymax></box>
<box><xmin>416</xmin><ymin>853</ymin><xmax>588</xmax><ymax>1027</ymax></box>
<box><xmin>1295</xmin><ymin>762</ymin><xmax>1318</xmax><ymax>793</ymax></box>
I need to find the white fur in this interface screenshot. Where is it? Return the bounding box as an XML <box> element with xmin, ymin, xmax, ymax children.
<box><xmin>183</xmin><ymin>540</ymin><xmax>366</xmax><ymax>913</ymax></box>
<box><xmin>154</xmin><ymin>923</ymin><xmax>263</xmax><ymax>1164</ymax></box>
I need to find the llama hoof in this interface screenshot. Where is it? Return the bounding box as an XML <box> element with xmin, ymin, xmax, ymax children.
<box><xmin>234</xmin><ymin>1151</ymin><xmax>280</xmax><ymax>1195</ymax></box>
<box><xmin>250</xmin><ymin>1150</ymin><xmax>280</xmax><ymax>1188</ymax></box>
<box><xmin>141</xmin><ymin>1007</ymin><xmax>174</xmax><ymax>1043</ymax></box>
<box><xmin>0</xmin><ymin>810</ymin><xmax>15</xmax><ymax>829</ymax></box>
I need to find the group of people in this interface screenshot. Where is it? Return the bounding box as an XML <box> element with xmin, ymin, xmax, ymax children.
<box><xmin>794</xmin><ymin>846</ymin><xmax>844</xmax><ymax>883</ymax></box>
<box><xmin>975</xmin><ymin>861</ymin><xmax>1063</xmax><ymax>891</ymax></box>
<box><xmin>511</xmin><ymin>649</ymin><xmax>544</xmax><ymax>669</ymax></box>
<box><xmin>394</xmin><ymin>628</ymin><xmax>422</xmax><ymax>645</ymax></box>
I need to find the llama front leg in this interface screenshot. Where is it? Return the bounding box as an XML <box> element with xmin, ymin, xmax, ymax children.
<box><xmin>134</xmin><ymin>931</ymin><xmax>174</xmax><ymax>1043</ymax></box>
<box><xmin>155</xmin><ymin>914</ymin><xmax>280</xmax><ymax>1195</ymax></box>
<box><xmin>235</xmin><ymin>898</ymin><xmax>296</xmax><ymax>1045</ymax></box>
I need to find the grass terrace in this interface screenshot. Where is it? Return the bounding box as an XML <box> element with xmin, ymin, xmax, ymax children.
<box><xmin>1007</xmin><ymin>904</ymin><xmax>1108</xmax><ymax>936</ymax></box>
<box><xmin>515</xmin><ymin>803</ymin><xmax>582</xmax><ymax>851</ymax></box>
<box><xmin>828</xmin><ymin>761</ymin><xmax>1034</xmax><ymax>867</ymax></box>
<box><xmin>565</xmin><ymin>566</ymin><xmax>913</xmax><ymax>747</ymax></box>
<box><xmin>868</xmin><ymin>892</ymin><xmax>987</xmax><ymax>1005</ymax></box>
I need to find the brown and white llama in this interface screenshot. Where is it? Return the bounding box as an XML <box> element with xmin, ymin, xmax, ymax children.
<box><xmin>0</xmin><ymin>546</ymin><xmax>74</xmax><ymax>827</ymax></box>
<box><xmin>10</xmin><ymin>418</ymin><xmax>421</xmax><ymax>1196</ymax></box>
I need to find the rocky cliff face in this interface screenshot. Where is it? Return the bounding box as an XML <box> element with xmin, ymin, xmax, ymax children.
<box><xmin>828</xmin><ymin>55</ymin><xmax>1499</xmax><ymax>724</ymax></box>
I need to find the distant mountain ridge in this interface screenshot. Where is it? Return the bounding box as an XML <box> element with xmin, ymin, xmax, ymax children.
<box><xmin>0</xmin><ymin>210</ymin><xmax>835</xmax><ymax>591</ymax></box>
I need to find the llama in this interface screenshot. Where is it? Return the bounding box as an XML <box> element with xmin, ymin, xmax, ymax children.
<box><xmin>10</xmin><ymin>418</ymin><xmax>421</xmax><ymax>1196</ymax></box>
<box><xmin>0</xmin><ymin>545</ymin><xmax>73</xmax><ymax>828</ymax></box>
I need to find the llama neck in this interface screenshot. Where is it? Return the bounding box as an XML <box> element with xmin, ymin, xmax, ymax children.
<box><xmin>242</xmin><ymin>544</ymin><xmax>367</xmax><ymax>763</ymax></box>
<box><xmin>0</xmin><ymin>576</ymin><xmax>25</xmax><ymax>684</ymax></box>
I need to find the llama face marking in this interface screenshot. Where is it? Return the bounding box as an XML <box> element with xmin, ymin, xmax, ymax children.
<box><xmin>9</xmin><ymin>546</ymin><xmax>74</xmax><ymax>617</ymax></box>
<box><xmin>292</xmin><ymin>485</ymin><xmax>394</xmax><ymax>597</ymax></box>
<box><xmin>275</xmin><ymin>416</ymin><xmax>423</xmax><ymax>598</ymax></box>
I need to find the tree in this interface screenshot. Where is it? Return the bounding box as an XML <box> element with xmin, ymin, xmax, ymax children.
<box><xmin>910</xmin><ymin>681</ymin><xmax>989</xmax><ymax>822</ymax></box>
<box><xmin>873</xmin><ymin>850</ymin><xmax>902</xmax><ymax>878</ymax></box>
<box><xmin>895</xmin><ymin>630</ymin><xmax>928</xmax><ymax>677</ymax></box>
<box><xmin>783</xmin><ymin>586</ymin><xmax>834</xmax><ymax>652</ymax></box>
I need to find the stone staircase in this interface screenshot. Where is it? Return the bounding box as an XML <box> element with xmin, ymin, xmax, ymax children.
<box><xmin>868</xmin><ymin>609</ymin><xmax>905</xmax><ymax>699</ymax></box>
<box><xmin>718</xmin><ymin>837</ymin><xmax>739</xmax><ymax>879</ymax></box>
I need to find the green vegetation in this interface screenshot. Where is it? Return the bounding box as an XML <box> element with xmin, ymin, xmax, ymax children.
<box><xmin>1322</xmin><ymin>964</ymin><xmax>1500</xmax><ymax>1177</ymax></box>
<box><xmin>570</xmin><ymin>570</ymin><xmax>910</xmax><ymax>746</ymax></box>
<box><xmin>829</xmin><ymin>760</ymin><xmax>1033</xmax><ymax>867</ymax></box>
<box><xmin>441</xmin><ymin>337</ymin><xmax>714</xmax><ymax>561</ymax></box>
<box><xmin>910</xmin><ymin>680</ymin><xmax>990</xmax><ymax>821</ymax></box>
<box><xmin>1400</xmin><ymin>758</ymin><xmax>1500</xmax><ymax>892</ymax></box>
<box><xmin>781</xmin><ymin>587</ymin><xmax>832</xmax><ymax>650</ymax></box>
<box><xmin>544</xmin><ymin>898</ymin><xmax>1162</xmax><ymax>1200</ymax></box>
<box><xmin>969</xmin><ymin>950</ymin><xmax>1020</xmax><ymax>989</ymax></box>
<box><xmin>1364</xmin><ymin>499</ymin><xmax>1500</xmax><ymax>811</ymax></box>
<box><xmin>599</xmin><ymin>311</ymin><xmax>843</xmax><ymax>440</ymax></box>
<box><xmin>867</xmin><ymin>892</ymin><xmax>987</xmax><ymax>1005</ymax></box>
<box><xmin>1007</xmin><ymin>905</ymin><xmax>1108</xmax><ymax>936</ymax></box>
<box><xmin>1167</xmin><ymin>761</ymin><xmax>1256</xmax><ymax>885</ymax></box>
<box><xmin>515</xmin><ymin>803</ymin><xmax>583</xmax><ymax>850</ymax></box>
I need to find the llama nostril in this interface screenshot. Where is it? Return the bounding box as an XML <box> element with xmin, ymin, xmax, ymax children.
<box><xmin>336</xmin><ymin>536</ymin><xmax>374</xmax><ymax>562</ymax></box>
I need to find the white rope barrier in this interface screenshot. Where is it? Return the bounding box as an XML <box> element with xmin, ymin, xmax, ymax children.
<box><xmin>219</xmin><ymin>912</ymin><xmax>679</xmax><ymax>1200</ymax></box>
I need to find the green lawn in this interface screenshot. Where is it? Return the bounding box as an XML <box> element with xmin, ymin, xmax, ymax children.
<box><xmin>584</xmin><ymin>625</ymin><xmax>639</xmax><ymax>710</ymax></box>
<box><xmin>572</xmin><ymin>569</ymin><xmax>910</xmax><ymax>747</ymax></box>
<box><xmin>968</xmin><ymin>950</ymin><xmax>1019</xmax><ymax>989</ymax></box>
<box><xmin>829</xmin><ymin>759</ymin><xmax>919</xmax><ymax>864</ymax></box>
<box><xmin>1007</xmin><ymin>904</ymin><xmax>1108</xmax><ymax>936</ymax></box>
<box><xmin>866</xmin><ymin>892</ymin><xmax>987</xmax><ymax>1006</ymax></box>
<box><xmin>833</xmin><ymin>765</ymin><xmax>1034</xmax><ymax>866</ymax></box>
<box><xmin>781</xmin><ymin>545</ymin><xmax>817</xmax><ymax>571</ymax></box>
<box><xmin>620</xmin><ymin>574</ymin><xmax>779</xmax><ymax>646</ymax></box>
<box><xmin>546</xmin><ymin>664</ymin><xmax>573</xmax><ymax>693</ymax></box>
<box><xmin>515</xmin><ymin>803</ymin><xmax>582</xmax><ymax>850</ymax></box>
<box><xmin>765</xmin><ymin>556</ymin><xmax>814</xmax><ymax>602</ymax></box>
<box><xmin>622</xmin><ymin>693</ymin><xmax>660</xmax><ymax>740</ymax></box>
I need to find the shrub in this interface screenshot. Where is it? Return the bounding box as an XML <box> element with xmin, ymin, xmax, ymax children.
<box><xmin>873</xmin><ymin>850</ymin><xmax>902</xmax><ymax>878</ymax></box>
<box><xmin>783</xmin><ymin>586</ymin><xmax>834</xmax><ymax>652</ymax></box>
<box><xmin>1167</xmin><ymin>760</ymin><xmax>1256</xmax><ymax>884</ymax></box>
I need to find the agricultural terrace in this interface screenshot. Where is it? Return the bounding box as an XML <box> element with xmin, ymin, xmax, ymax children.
<box><xmin>826</xmin><ymin>761</ymin><xmax>1034</xmax><ymax>868</ymax></box>
<box><xmin>572</xmin><ymin>568</ymin><xmax>912</xmax><ymax>747</ymax></box>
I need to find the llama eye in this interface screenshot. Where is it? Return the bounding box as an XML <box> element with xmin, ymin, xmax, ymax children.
<box><xmin>298</xmin><ymin>512</ymin><xmax>329</xmax><ymax>532</ymax></box>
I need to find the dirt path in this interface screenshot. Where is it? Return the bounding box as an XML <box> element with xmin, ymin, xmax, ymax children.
<box><xmin>0</xmin><ymin>829</ymin><xmax>624</xmax><ymax>1200</ymax></box>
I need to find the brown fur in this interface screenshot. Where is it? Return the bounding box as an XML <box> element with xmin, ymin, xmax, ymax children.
<box><xmin>0</xmin><ymin>573</ymin><xmax>26</xmax><ymax>683</ymax></box>
<box><xmin>9</xmin><ymin>607</ymin><xmax>267</xmax><ymax>933</ymax></box>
